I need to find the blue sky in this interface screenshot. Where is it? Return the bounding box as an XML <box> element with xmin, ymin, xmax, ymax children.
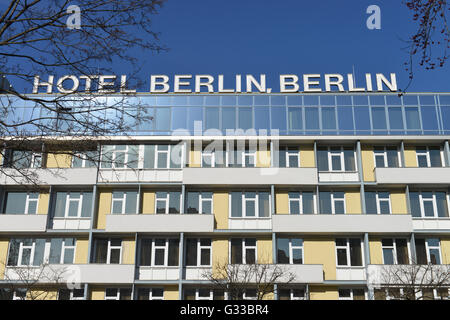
<box><xmin>131</xmin><ymin>0</ymin><xmax>448</xmax><ymax>92</ymax></box>
<box><xmin>2</xmin><ymin>0</ymin><xmax>449</xmax><ymax>93</ymax></box>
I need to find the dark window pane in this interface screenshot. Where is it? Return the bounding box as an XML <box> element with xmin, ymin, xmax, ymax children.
<box><xmin>95</xmin><ymin>239</ymin><xmax>108</xmax><ymax>263</ymax></box>
<box><xmin>302</xmin><ymin>192</ymin><xmax>314</xmax><ymax>214</ymax></box>
<box><xmin>372</xmin><ymin>107</ymin><xmax>387</xmax><ymax>130</ymax></box>
<box><xmin>277</xmin><ymin>238</ymin><xmax>290</xmax><ymax>264</ymax></box>
<box><xmin>337</xmin><ymin>248</ymin><xmax>348</xmax><ymax>266</ymax></box>
<box><xmin>305</xmin><ymin>108</ymin><xmax>319</xmax><ymax>130</ymax></box>
<box><xmin>322</xmin><ymin>107</ymin><xmax>336</xmax><ymax>130</ymax></box>
<box><xmin>317</xmin><ymin>148</ymin><xmax>328</xmax><ymax>171</ymax></box>
<box><xmin>409</xmin><ymin>192</ymin><xmax>421</xmax><ymax>217</ymax></box>
<box><xmin>168</xmin><ymin>239</ymin><xmax>179</xmax><ymax>266</ymax></box>
<box><xmin>388</xmin><ymin>107</ymin><xmax>403</xmax><ymax>130</ymax></box>
<box><xmin>231</xmin><ymin>192</ymin><xmax>242</xmax><ymax>217</ymax></box>
<box><xmin>415</xmin><ymin>239</ymin><xmax>427</xmax><ymax>264</ymax></box>
<box><xmin>349</xmin><ymin>239</ymin><xmax>362</xmax><ymax>266</ymax></box>
<box><xmin>288</xmin><ymin>108</ymin><xmax>302</xmax><ymax>130</ymax></box>
<box><xmin>396</xmin><ymin>239</ymin><xmax>409</xmax><ymax>264</ymax></box>
<box><xmin>140</xmin><ymin>239</ymin><xmax>152</xmax><ymax>266</ymax></box>
<box><xmin>186</xmin><ymin>239</ymin><xmax>197</xmax><ymax>266</ymax></box>
<box><xmin>231</xmin><ymin>239</ymin><xmax>242</xmax><ymax>264</ymax></box>
<box><xmin>365</xmin><ymin>192</ymin><xmax>377</xmax><ymax>214</ymax></box>
<box><xmin>319</xmin><ymin>191</ymin><xmax>331</xmax><ymax>214</ymax></box>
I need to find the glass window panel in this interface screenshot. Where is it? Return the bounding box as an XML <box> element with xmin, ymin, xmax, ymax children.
<box><xmin>109</xmin><ymin>248</ymin><xmax>121</xmax><ymax>264</ymax></box>
<box><xmin>277</xmin><ymin>238</ymin><xmax>290</xmax><ymax>264</ymax></box>
<box><xmin>81</xmin><ymin>192</ymin><xmax>92</xmax><ymax>217</ymax></box>
<box><xmin>403</xmin><ymin>95</ymin><xmax>418</xmax><ymax>105</ymax></box>
<box><xmin>63</xmin><ymin>247</ymin><xmax>74</xmax><ymax>264</ymax></box>
<box><xmin>271</xmin><ymin>96</ymin><xmax>286</xmax><ymax>106</ymax></box>
<box><xmin>186</xmin><ymin>239</ymin><xmax>197</xmax><ymax>266</ymax></box>
<box><xmin>353</xmin><ymin>289</ymin><xmax>365</xmax><ymax>300</ymax></box>
<box><xmin>200</xmin><ymin>248</ymin><xmax>210</xmax><ymax>265</ymax></box>
<box><xmin>231</xmin><ymin>192</ymin><xmax>242</xmax><ymax>217</ymax></box>
<box><xmin>383</xmin><ymin>248</ymin><xmax>394</xmax><ymax>265</ymax></box>
<box><xmin>271</xmin><ymin>107</ymin><xmax>286</xmax><ymax>131</ymax></box>
<box><xmin>140</xmin><ymin>239</ymin><xmax>152</xmax><ymax>266</ymax></box>
<box><xmin>292</xmin><ymin>249</ymin><xmax>302</xmax><ymax>264</ymax></box>
<box><xmin>205</xmin><ymin>108</ymin><xmax>219</xmax><ymax>130</ymax></box>
<box><xmin>54</xmin><ymin>192</ymin><xmax>67</xmax><ymax>217</ymax></box>
<box><xmin>331</xmin><ymin>155</ymin><xmax>341</xmax><ymax>170</ymax></box>
<box><xmin>288</xmin><ymin>107</ymin><xmax>302</xmax><ymax>130</ymax></box>
<box><xmin>386</xmin><ymin>148</ymin><xmax>399</xmax><ymax>167</ymax></box>
<box><xmin>186</xmin><ymin>192</ymin><xmax>199</xmax><ymax>214</ymax></box>
<box><xmin>231</xmin><ymin>239</ymin><xmax>242</xmax><ymax>264</ymax></box>
<box><xmin>338</xmin><ymin>106</ymin><xmax>354</xmax><ymax>132</ymax></box>
<box><xmin>49</xmin><ymin>238</ymin><xmax>63</xmax><ymax>264</ymax></box>
<box><xmin>238</xmin><ymin>107</ymin><xmax>252</xmax><ymax>130</ymax></box>
<box><xmin>289</xmin><ymin>201</ymin><xmax>300</xmax><ymax>215</ymax></box>
<box><xmin>354</xmin><ymin>106</ymin><xmax>371</xmax><ymax>133</ymax></box>
<box><xmin>415</xmin><ymin>239</ymin><xmax>427</xmax><ymax>264</ymax></box>
<box><xmin>370</xmin><ymin>95</ymin><xmax>385</xmax><ymax>105</ymax></box>
<box><xmin>245</xmin><ymin>200</ymin><xmax>255</xmax><ymax>217</ymax></box>
<box><xmin>188</xmin><ymin>107</ymin><xmax>202</xmax><ymax>133</ymax></box>
<box><xmin>423</xmin><ymin>201</ymin><xmax>435</xmax><ymax>217</ymax></box>
<box><xmin>322</xmin><ymin>107</ymin><xmax>336</xmax><ymax>130</ymax></box>
<box><xmin>143</xmin><ymin>145</ymin><xmax>155</xmax><ymax>169</ymax></box>
<box><xmin>365</xmin><ymin>192</ymin><xmax>377</xmax><ymax>214</ymax></box>
<box><xmin>32</xmin><ymin>239</ymin><xmax>46</xmax><ymax>266</ymax></box>
<box><xmin>154</xmin><ymin>249</ymin><xmax>165</xmax><ymax>265</ymax></box>
<box><xmin>429</xmin><ymin>248</ymin><xmax>441</xmax><ymax>264</ymax></box>
<box><xmin>334</xmin><ymin>200</ymin><xmax>345</xmax><ymax>214</ymax></box>
<box><xmin>429</xmin><ymin>147</ymin><xmax>442</xmax><ymax>167</ymax></box>
<box><xmin>168</xmin><ymin>192</ymin><xmax>180</xmax><ymax>214</ymax></box>
<box><xmin>409</xmin><ymin>192</ymin><xmax>421</xmax><ymax>217</ymax></box>
<box><xmin>254</xmin><ymin>96</ymin><xmax>270</xmax><ymax>106</ymax></box>
<box><xmin>222</xmin><ymin>108</ymin><xmax>236</xmax><ymax>131</ymax></box>
<box><xmin>349</xmin><ymin>239</ymin><xmax>362</xmax><ymax>266</ymax></box>
<box><xmin>337</xmin><ymin>248</ymin><xmax>348</xmax><ymax>265</ymax></box>
<box><xmin>278</xmin><ymin>150</ymin><xmax>286</xmax><ymax>167</ymax></box>
<box><xmin>302</xmin><ymin>192</ymin><xmax>314</xmax><ymax>214</ymax></box>
<box><xmin>303</xmin><ymin>96</ymin><xmax>319</xmax><ymax>105</ymax></box>
<box><xmin>317</xmin><ymin>148</ymin><xmax>328</xmax><ymax>171</ymax></box>
<box><xmin>7</xmin><ymin>239</ymin><xmax>20</xmax><ymax>266</ymax></box>
<box><xmin>258</xmin><ymin>192</ymin><xmax>270</xmax><ymax>217</ymax></box>
<box><xmin>68</xmin><ymin>201</ymin><xmax>79</xmax><ymax>217</ymax></box>
<box><xmin>421</xmin><ymin>106</ymin><xmax>438</xmax><ymax>133</ymax></box>
<box><xmin>436</xmin><ymin>192</ymin><xmax>449</xmax><ymax>217</ymax></box>
<box><xmin>171</xmin><ymin>107</ymin><xmax>187</xmax><ymax>131</ymax></box>
<box><xmin>405</xmin><ymin>107</ymin><xmax>421</xmax><ymax>130</ymax></box>
<box><xmin>344</xmin><ymin>148</ymin><xmax>355</xmax><ymax>171</ymax></box>
<box><xmin>319</xmin><ymin>191</ymin><xmax>331</xmax><ymax>214</ymax></box>
<box><xmin>388</xmin><ymin>107</ymin><xmax>404</xmax><ymax>130</ymax></box>
<box><xmin>125</xmin><ymin>191</ymin><xmax>137</xmax><ymax>214</ymax></box>
<box><xmin>372</xmin><ymin>107</ymin><xmax>387</xmax><ymax>130</ymax></box>
<box><xmin>396</xmin><ymin>239</ymin><xmax>409</xmax><ymax>264</ymax></box>
<box><xmin>95</xmin><ymin>239</ymin><xmax>108</xmax><ymax>263</ymax></box>
<box><xmin>245</xmin><ymin>249</ymin><xmax>255</xmax><ymax>264</ymax></box>
<box><xmin>5</xmin><ymin>193</ymin><xmax>27</xmax><ymax>214</ymax></box>
<box><xmin>168</xmin><ymin>239</ymin><xmax>179</xmax><ymax>266</ymax></box>
<box><xmin>154</xmin><ymin>108</ymin><xmax>170</xmax><ymax>131</ymax></box>
<box><xmin>287</xmin><ymin>96</ymin><xmax>302</xmax><ymax>106</ymax></box>
<box><xmin>305</xmin><ymin>108</ymin><xmax>319</xmax><ymax>130</ymax></box>
<box><xmin>254</xmin><ymin>108</ymin><xmax>270</xmax><ymax>131</ymax></box>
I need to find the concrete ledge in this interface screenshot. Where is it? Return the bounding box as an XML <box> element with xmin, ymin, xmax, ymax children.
<box><xmin>0</xmin><ymin>168</ymin><xmax>97</xmax><ymax>185</ymax></box>
<box><xmin>375</xmin><ymin>167</ymin><xmax>450</xmax><ymax>184</ymax></box>
<box><xmin>0</xmin><ymin>214</ymin><xmax>47</xmax><ymax>232</ymax></box>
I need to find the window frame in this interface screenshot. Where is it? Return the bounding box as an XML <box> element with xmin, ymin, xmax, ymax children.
<box><xmin>185</xmin><ymin>238</ymin><xmax>212</xmax><ymax>267</ymax></box>
<box><xmin>338</xmin><ymin>288</ymin><xmax>366</xmax><ymax>300</ymax></box>
<box><xmin>416</xmin><ymin>146</ymin><xmax>444</xmax><ymax>168</ymax></box>
<box><xmin>277</xmin><ymin>238</ymin><xmax>304</xmax><ymax>265</ymax></box>
<box><xmin>381</xmin><ymin>238</ymin><xmax>411</xmax><ymax>265</ymax></box>
<box><xmin>412</xmin><ymin>191</ymin><xmax>450</xmax><ymax>218</ymax></box>
<box><xmin>228</xmin><ymin>191</ymin><xmax>271</xmax><ymax>219</ymax></box>
<box><xmin>229</xmin><ymin>238</ymin><xmax>257</xmax><ymax>265</ymax></box>
<box><xmin>335</xmin><ymin>238</ymin><xmax>364</xmax><ymax>267</ymax></box>
<box><xmin>155</xmin><ymin>191</ymin><xmax>181</xmax><ymax>214</ymax></box>
<box><xmin>111</xmin><ymin>191</ymin><xmax>138</xmax><ymax>215</ymax></box>
<box><xmin>373</xmin><ymin>146</ymin><xmax>401</xmax><ymax>168</ymax></box>
<box><xmin>288</xmin><ymin>191</ymin><xmax>316</xmax><ymax>215</ymax></box>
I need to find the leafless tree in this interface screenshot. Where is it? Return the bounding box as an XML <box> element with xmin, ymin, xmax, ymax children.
<box><xmin>202</xmin><ymin>260</ymin><xmax>296</xmax><ymax>300</ymax></box>
<box><xmin>0</xmin><ymin>0</ymin><xmax>167</xmax><ymax>184</ymax></box>
<box><xmin>402</xmin><ymin>0</ymin><xmax>449</xmax><ymax>92</ymax></box>
<box><xmin>369</xmin><ymin>262</ymin><xmax>450</xmax><ymax>300</ymax></box>
<box><xmin>0</xmin><ymin>260</ymin><xmax>76</xmax><ymax>300</ymax></box>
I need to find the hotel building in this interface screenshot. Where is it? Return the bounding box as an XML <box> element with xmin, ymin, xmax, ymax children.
<box><xmin>0</xmin><ymin>92</ymin><xmax>450</xmax><ymax>300</ymax></box>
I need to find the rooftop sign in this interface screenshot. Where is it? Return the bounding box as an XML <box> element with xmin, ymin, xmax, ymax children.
<box><xmin>32</xmin><ymin>73</ymin><xmax>397</xmax><ymax>94</ymax></box>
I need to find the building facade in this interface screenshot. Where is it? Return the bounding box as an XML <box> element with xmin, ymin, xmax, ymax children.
<box><xmin>0</xmin><ymin>92</ymin><xmax>450</xmax><ymax>300</ymax></box>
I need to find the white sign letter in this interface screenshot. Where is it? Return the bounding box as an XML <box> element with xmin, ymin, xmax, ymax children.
<box><xmin>303</xmin><ymin>74</ymin><xmax>322</xmax><ymax>92</ymax></box>
<box><xmin>150</xmin><ymin>75</ymin><xmax>170</xmax><ymax>93</ymax></box>
<box><xmin>280</xmin><ymin>75</ymin><xmax>299</xmax><ymax>93</ymax></box>
<box><xmin>33</xmin><ymin>75</ymin><xmax>54</xmax><ymax>94</ymax></box>
<box><xmin>324</xmin><ymin>74</ymin><xmax>344</xmax><ymax>92</ymax></box>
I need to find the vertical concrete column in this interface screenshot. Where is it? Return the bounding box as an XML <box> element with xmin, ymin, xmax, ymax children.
<box><xmin>364</xmin><ymin>232</ymin><xmax>374</xmax><ymax>300</ymax></box>
<box><xmin>132</xmin><ymin>232</ymin><xmax>139</xmax><ymax>300</ymax></box>
<box><xmin>181</xmin><ymin>185</ymin><xmax>185</xmax><ymax>214</ymax></box>
<box><xmin>400</xmin><ymin>141</ymin><xmax>406</xmax><ymax>167</ymax></box>
<box><xmin>87</xmin><ymin>185</ymin><xmax>98</xmax><ymax>263</ymax></box>
<box><xmin>356</xmin><ymin>141</ymin><xmax>366</xmax><ymax>214</ymax></box>
<box><xmin>444</xmin><ymin>140</ymin><xmax>450</xmax><ymax>167</ymax></box>
<box><xmin>410</xmin><ymin>233</ymin><xmax>417</xmax><ymax>263</ymax></box>
<box><xmin>178</xmin><ymin>232</ymin><xmax>184</xmax><ymax>300</ymax></box>
<box><xmin>272</xmin><ymin>232</ymin><xmax>278</xmax><ymax>300</ymax></box>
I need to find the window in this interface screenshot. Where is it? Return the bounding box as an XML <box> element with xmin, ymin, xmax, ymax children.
<box><xmin>3</xmin><ymin>150</ymin><xmax>42</xmax><ymax>169</ymax></box>
<box><xmin>226</xmin><ymin>142</ymin><xmax>256</xmax><ymax>168</ymax></box>
<box><xmin>415</xmin><ymin>238</ymin><xmax>441</xmax><ymax>265</ymax></box>
<box><xmin>317</xmin><ymin>146</ymin><xmax>356</xmax><ymax>172</ymax></box>
<box><xmin>58</xmin><ymin>288</ymin><xmax>85</xmax><ymax>300</ymax></box>
<box><xmin>7</xmin><ymin>238</ymin><xmax>76</xmax><ymax>266</ymax></box>
<box><xmin>186</xmin><ymin>238</ymin><xmax>211</xmax><ymax>266</ymax></box>
<box><xmin>54</xmin><ymin>191</ymin><xmax>92</xmax><ymax>218</ymax></box>
<box><xmin>230</xmin><ymin>191</ymin><xmax>270</xmax><ymax>218</ymax></box>
<box><xmin>3</xmin><ymin>192</ymin><xmax>39</xmax><ymax>214</ymax></box>
<box><xmin>201</xmin><ymin>144</ymin><xmax>226</xmax><ymax>168</ymax></box>
<box><xmin>373</xmin><ymin>146</ymin><xmax>400</xmax><ymax>168</ymax></box>
<box><xmin>137</xmin><ymin>288</ymin><xmax>164</xmax><ymax>300</ymax></box>
<box><xmin>0</xmin><ymin>288</ymin><xmax>27</xmax><ymax>300</ymax></box>
<box><xmin>381</xmin><ymin>239</ymin><xmax>409</xmax><ymax>264</ymax></box>
<box><xmin>409</xmin><ymin>191</ymin><xmax>449</xmax><ymax>218</ymax></box>
<box><xmin>277</xmin><ymin>238</ymin><xmax>303</xmax><ymax>264</ymax></box>
<box><xmin>365</xmin><ymin>191</ymin><xmax>391</xmax><ymax>214</ymax></box>
<box><xmin>139</xmin><ymin>238</ymin><xmax>179</xmax><ymax>266</ymax></box>
<box><xmin>279</xmin><ymin>288</ymin><xmax>306</xmax><ymax>300</ymax></box>
<box><xmin>71</xmin><ymin>151</ymin><xmax>98</xmax><ymax>168</ymax></box>
<box><xmin>111</xmin><ymin>191</ymin><xmax>138</xmax><ymax>214</ymax></box>
<box><xmin>416</xmin><ymin>146</ymin><xmax>443</xmax><ymax>167</ymax></box>
<box><xmin>338</xmin><ymin>288</ymin><xmax>366</xmax><ymax>300</ymax></box>
<box><xmin>155</xmin><ymin>191</ymin><xmax>181</xmax><ymax>214</ymax></box>
<box><xmin>319</xmin><ymin>191</ymin><xmax>345</xmax><ymax>214</ymax></box>
<box><xmin>278</xmin><ymin>147</ymin><xmax>300</xmax><ymax>168</ymax></box>
<box><xmin>105</xmin><ymin>288</ymin><xmax>132</xmax><ymax>300</ymax></box>
<box><xmin>230</xmin><ymin>238</ymin><xmax>256</xmax><ymax>264</ymax></box>
<box><xmin>288</xmin><ymin>192</ymin><xmax>315</xmax><ymax>214</ymax></box>
<box><xmin>185</xmin><ymin>192</ymin><xmax>213</xmax><ymax>214</ymax></box>
<box><xmin>143</xmin><ymin>144</ymin><xmax>183</xmax><ymax>169</ymax></box>
<box><xmin>101</xmin><ymin>145</ymin><xmax>139</xmax><ymax>169</ymax></box>
<box><xmin>184</xmin><ymin>288</ymin><xmax>225</xmax><ymax>300</ymax></box>
<box><xmin>335</xmin><ymin>238</ymin><xmax>363</xmax><ymax>267</ymax></box>
<box><xmin>94</xmin><ymin>239</ymin><xmax>122</xmax><ymax>264</ymax></box>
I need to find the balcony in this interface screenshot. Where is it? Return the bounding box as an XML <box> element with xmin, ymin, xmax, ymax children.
<box><xmin>279</xmin><ymin>264</ymin><xmax>324</xmax><ymax>283</ymax></box>
<box><xmin>4</xmin><ymin>264</ymin><xmax>135</xmax><ymax>284</ymax></box>
<box><xmin>183</xmin><ymin>168</ymin><xmax>318</xmax><ymax>185</ymax></box>
<box><xmin>0</xmin><ymin>214</ymin><xmax>47</xmax><ymax>232</ymax></box>
<box><xmin>318</xmin><ymin>171</ymin><xmax>359</xmax><ymax>183</ymax></box>
<box><xmin>0</xmin><ymin>168</ymin><xmax>97</xmax><ymax>185</ymax></box>
<box><xmin>98</xmin><ymin>169</ymin><xmax>182</xmax><ymax>183</ymax></box>
<box><xmin>336</xmin><ymin>266</ymin><xmax>366</xmax><ymax>281</ymax></box>
<box><xmin>367</xmin><ymin>264</ymin><xmax>450</xmax><ymax>286</ymax></box>
<box><xmin>50</xmin><ymin>217</ymin><xmax>91</xmax><ymax>230</ymax></box>
<box><xmin>228</xmin><ymin>217</ymin><xmax>272</xmax><ymax>230</ymax></box>
<box><xmin>139</xmin><ymin>266</ymin><xmax>179</xmax><ymax>281</ymax></box>
<box><xmin>375</xmin><ymin>167</ymin><xmax>450</xmax><ymax>184</ymax></box>
<box><xmin>105</xmin><ymin>213</ymin><xmax>214</xmax><ymax>232</ymax></box>
<box><xmin>412</xmin><ymin>217</ymin><xmax>450</xmax><ymax>231</ymax></box>
<box><xmin>272</xmin><ymin>214</ymin><xmax>413</xmax><ymax>233</ymax></box>
<box><xmin>184</xmin><ymin>266</ymin><xmax>211</xmax><ymax>281</ymax></box>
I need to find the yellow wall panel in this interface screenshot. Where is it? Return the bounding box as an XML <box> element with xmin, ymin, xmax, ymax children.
<box><xmin>345</xmin><ymin>190</ymin><xmax>361</xmax><ymax>214</ymax></box>
<box><xmin>122</xmin><ymin>238</ymin><xmax>136</xmax><ymax>264</ymax></box>
<box><xmin>404</xmin><ymin>146</ymin><xmax>417</xmax><ymax>167</ymax></box>
<box><xmin>256</xmin><ymin>150</ymin><xmax>271</xmax><ymax>167</ymax></box>
<box><xmin>164</xmin><ymin>285</ymin><xmax>179</xmax><ymax>300</ymax></box>
<box><xmin>37</xmin><ymin>191</ymin><xmax>49</xmax><ymax>215</ymax></box>
<box><xmin>75</xmin><ymin>238</ymin><xmax>89</xmax><ymax>264</ymax></box>
<box><xmin>142</xmin><ymin>191</ymin><xmax>155</xmax><ymax>214</ymax></box>
<box><xmin>28</xmin><ymin>289</ymin><xmax>58</xmax><ymax>300</ymax></box>
<box><xmin>304</xmin><ymin>238</ymin><xmax>336</xmax><ymax>280</ymax></box>
<box><xmin>361</xmin><ymin>146</ymin><xmax>375</xmax><ymax>181</ymax></box>
<box><xmin>257</xmin><ymin>238</ymin><xmax>273</xmax><ymax>263</ymax></box>
<box><xmin>46</xmin><ymin>153</ymin><xmax>72</xmax><ymax>168</ymax></box>
<box><xmin>213</xmin><ymin>192</ymin><xmax>228</xmax><ymax>229</ymax></box>
<box><xmin>300</xmin><ymin>145</ymin><xmax>315</xmax><ymax>167</ymax></box>
<box><xmin>189</xmin><ymin>150</ymin><xmax>201</xmax><ymax>167</ymax></box>
<box><xmin>391</xmin><ymin>191</ymin><xmax>408</xmax><ymax>214</ymax></box>
<box><xmin>212</xmin><ymin>238</ymin><xmax>228</xmax><ymax>274</ymax></box>
<box><xmin>309</xmin><ymin>286</ymin><xmax>338</xmax><ymax>300</ymax></box>
<box><xmin>96</xmin><ymin>190</ymin><xmax>112</xmax><ymax>229</ymax></box>
<box><xmin>275</xmin><ymin>192</ymin><xmax>289</xmax><ymax>214</ymax></box>
<box><xmin>0</xmin><ymin>239</ymin><xmax>9</xmax><ymax>279</ymax></box>
<box><xmin>90</xmin><ymin>288</ymin><xmax>105</xmax><ymax>300</ymax></box>
<box><xmin>440</xmin><ymin>238</ymin><xmax>450</xmax><ymax>264</ymax></box>
<box><xmin>369</xmin><ymin>239</ymin><xmax>383</xmax><ymax>264</ymax></box>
